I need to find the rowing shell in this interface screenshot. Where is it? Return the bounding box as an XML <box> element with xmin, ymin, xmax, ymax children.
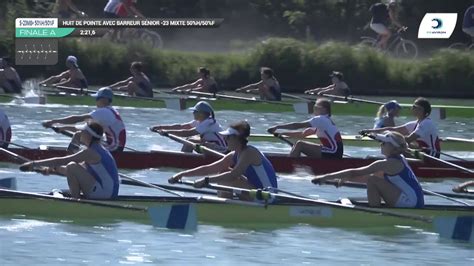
<box><xmin>2</xmin><ymin>90</ymin><xmax>473</xmax><ymax>117</ymax></box>
<box><xmin>0</xmin><ymin>188</ymin><xmax>472</xmax><ymax>242</ymax></box>
<box><xmin>0</xmin><ymin>147</ymin><xmax>473</xmax><ymax>178</ymax></box>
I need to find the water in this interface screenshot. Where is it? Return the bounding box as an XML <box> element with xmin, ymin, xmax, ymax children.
<box><xmin>0</xmin><ymin>103</ymin><xmax>473</xmax><ymax>265</ymax></box>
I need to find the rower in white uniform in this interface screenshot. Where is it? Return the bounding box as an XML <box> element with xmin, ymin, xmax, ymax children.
<box><xmin>42</xmin><ymin>87</ymin><xmax>127</xmax><ymax>152</ymax></box>
<box><xmin>362</xmin><ymin>97</ymin><xmax>440</xmax><ymax>158</ymax></box>
<box><xmin>20</xmin><ymin>121</ymin><xmax>120</xmax><ymax>199</ymax></box>
<box><xmin>0</xmin><ymin>108</ymin><xmax>11</xmax><ymax>148</ymax></box>
<box><xmin>150</xmin><ymin>101</ymin><xmax>227</xmax><ymax>153</ymax></box>
<box><xmin>169</xmin><ymin>121</ymin><xmax>278</xmax><ymax>199</ymax></box>
<box><xmin>312</xmin><ymin>131</ymin><xmax>424</xmax><ymax>208</ymax></box>
<box><xmin>267</xmin><ymin>98</ymin><xmax>344</xmax><ymax>159</ymax></box>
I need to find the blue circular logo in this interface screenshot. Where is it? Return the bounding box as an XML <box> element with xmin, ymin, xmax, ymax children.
<box><xmin>431</xmin><ymin>18</ymin><xmax>443</xmax><ymax>29</ymax></box>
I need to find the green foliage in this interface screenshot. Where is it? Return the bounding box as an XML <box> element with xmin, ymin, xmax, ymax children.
<box><xmin>5</xmin><ymin>38</ymin><xmax>474</xmax><ymax>97</ymax></box>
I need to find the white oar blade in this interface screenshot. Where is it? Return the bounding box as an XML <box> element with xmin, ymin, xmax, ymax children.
<box><xmin>148</xmin><ymin>204</ymin><xmax>197</xmax><ymax>230</ymax></box>
<box><xmin>0</xmin><ymin>177</ymin><xmax>17</xmax><ymax>190</ymax></box>
<box><xmin>434</xmin><ymin>216</ymin><xmax>474</xmax><ymax>243</ymax></box>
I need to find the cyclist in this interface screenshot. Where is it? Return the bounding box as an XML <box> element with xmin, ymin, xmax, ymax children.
<box><xmin>462</xmin><ymin>5</ymin><xmax>474</xmax><ymax>39</ymax></box>
<box><xmin>369</xmin><ymin>0</ymin><xmax>404</xmax><ymax>50</ymax></box>
<box><xmin>53</xmin><ymin>0</ymin><xmax>86</xmax><ymax>19</ymax></box>
<box><xmin>115</xmin><ymin>0</ymin><xmax>145</xmax><ymax>18</ymax></box>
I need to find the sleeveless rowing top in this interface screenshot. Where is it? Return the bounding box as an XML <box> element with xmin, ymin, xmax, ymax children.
<box><xmin>0</xmin><ymin>109</ymin><xmax>11</xmax><ymax>147</ymax></box>
<box><xmin>104</xmin><ymin>0</ymin><xmax>121</xmax><ymax>13</ymax></box>
<box><xmin>403</xmin><ymin>118</ymin><xmax>441</xmax><ymax>157</ymax></box>
<box><xmin>191</xmin><ymin>118</ymin><xmax>227</xmax><ymax>149</ymax></box>
<box><xmin>307</xmin><ymin>115</ymin><xmax>343</xmax><ymax>154</ymax></box>
<box><xmin>86</xmin><ymin>143</ymin><xmax>119</xmax><ymax>199</ymax></box>
<box><xmin>232</xmin><ymin>146</ymin><xmax>278</xmax><ymax>189</ymax></box>
<box><xmin>90</xmin><ymin>107</ymin><xmax>127</xmax><ymax>151</ymax></box>
<box><xmin>384</xmin><ymin>155</ymin><xmax>424</xmax><ymax>208</ymax></box>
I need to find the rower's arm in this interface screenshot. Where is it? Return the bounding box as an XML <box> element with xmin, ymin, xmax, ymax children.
<box><xmin>40</xmin><ymin>70</ymin><xmax>69</xmax><ymax>85</ymax></box>
<box><xmin>361</xmin><ymin>125</ymin><xmax>409</xmax><ymax>135</ymax></box>
<box><xmin>173</xmin><ymin>79</ymin><xmax>201</xmax><ymax>91</ymax></box>
<box><xmin>150</xmin><ymin>122</ymin><xmax>194</xmax><ymax>131</ymax></box>
<box><xmin>208</xmin><ymin>149</ymin><xmax>256</xmax><ymax>181</ymax></box>
<box><xmin>268</xmin><ymin>121</ymin><xmax>311</xmax><ymax>133</ymax></box>
<box><xmin>162</xmin><ymin>128</ymin><xmax>198</xmax><ymax>137</ymax></box>
<box><xmin>312</xmin><ymin>160</ymin><xmax>388</xmax><ymax>183</ymax></box>
<box><xmin>64</xmin><ymin>0</ymin><xmax>81</xmax><ymax>14</ymax></box>
<box><xmin>109</xmin><ymin>77</ymin><xmax>133</xmax><ymax>88</ymax></box>
<box><xmin>45</xmin><ymin>114</ymin><xmax>92</xmax><ymax>126</ymax></box>
<box><xmin>30</xmin><ymin>148</ymin><xmax>99</xmax><ymax>168</ymax></box>
<box><xmin>174</xmin><ymin>153</ymin><xmax>233</xmax><ymax>178</ymax></box>
<box><xmin>236</xmin><ymin>81</ymin><xmax>262</xmax><ymax>92</ymax></box>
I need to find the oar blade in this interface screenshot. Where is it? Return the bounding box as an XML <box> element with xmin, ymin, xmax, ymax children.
<box><xmin>434</xmin><ymin>216</ymin><xmax>474</xmax><ymax>243</ymax></box>
<box><xmin>148</xmin><ymin>204</ymin><xmax>197</xmax><ymax>230</ymax></box>
<box><xmin>0</xmin><ymin>177</ymin><xmax>17</xmax><ymax>190</ymax></box>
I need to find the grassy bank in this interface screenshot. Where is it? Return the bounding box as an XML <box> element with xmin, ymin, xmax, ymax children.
<box><xmin>12</xmin><ymin>38</ymin><xmax>474</xmax><ymax>98</ymax></box>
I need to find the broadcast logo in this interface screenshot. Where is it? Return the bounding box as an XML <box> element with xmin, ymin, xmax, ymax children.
<box><xmin>418</xmin><ymin>13</ymin><xmax>457</xmax><ymax>39</ymax></box>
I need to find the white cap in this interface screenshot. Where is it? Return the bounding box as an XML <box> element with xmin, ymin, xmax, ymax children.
<box><xmin>374</xmin><ymin>132</ymin><xmax>401</xmax><ymax>147</ymax></box>
<box><xmin>76</xmin><ymin>123</ymin><xmax>102</xmax><ymax>139</ymax></box>
<box><xmin>219</xmin><ymin>127</ymin><xmax>240</xmax><ymax>136</ymax></box>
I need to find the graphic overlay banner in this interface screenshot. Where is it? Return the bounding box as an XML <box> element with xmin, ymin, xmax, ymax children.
<box><xmin>418</xmin><ymin>13</ymin><xmax>458</xmax><ymax>39</ymax></box>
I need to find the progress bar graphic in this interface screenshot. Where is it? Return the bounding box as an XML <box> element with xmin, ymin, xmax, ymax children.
<box><xmin>15</xmin><ymin>39</ymin><xmax>58</xmax><ymax>65</ymax></box>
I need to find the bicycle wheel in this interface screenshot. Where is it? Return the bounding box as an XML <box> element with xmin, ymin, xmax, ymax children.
<box><xmin>139</xmin><ymin>30</ymin><xmax>164</xmax><ymax>49</ymax></box>
<box><xmin>395</xmin><ymin>40</ymin><xmax>418</xmax><ymax>59</ymax></box>
<box><xmin>448</xmin><ymin>43</ymin><xmax>467</xmax><ymax>50</ymax></box>
<box><xmin>359</xmin><ymin>38</ymin><xmax>377</xmax><ymax>48</ymax></box>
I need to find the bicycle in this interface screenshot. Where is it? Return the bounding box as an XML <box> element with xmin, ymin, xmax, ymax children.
<box><xmin>448</xmin><ymin>36</ymin><xmax>474</xmax><ymax>51</ymax></box>
<box><xmin>103</xmin><ymin>28</ymin><xmax>163</xmax><ymax>49</ymax></box>
<box><xmin>359</xmin><ymin>27</ymin><xmax>418</xmax><ymax>59</ymax></box>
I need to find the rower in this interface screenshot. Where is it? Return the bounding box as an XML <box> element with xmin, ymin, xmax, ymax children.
<box><xmin>361</xmin><ymin>97</ymin><xmax>440</xmax><ymax>158</ymax></box>
<box><xmin>373</xmin><ymin>100</ymin><xmax>401</xmax><ymax>128</ymax></box>
<box><xmin>0</xmin><ymin>108</ymin><xmax>11</xmax><ymax>148</ymax></box>
<box><xmin>312</xmin><ymin>131</ymin><xmax>424</xmax><ymax>208</ymax></box>
<box><xmin>267</xmin><ymin>98</ymin><xmax>344</xmax><ymax>159</ymax></box>
<box><xmin>0</xmin><ymin>57</ymin><xmax>23</xmax><ymax>94</ymax></box>
<box><xmin>20</xmin><ymin>121</ymin><xmax>119</xmax><ymax>199</ymax></box>
<box><xmin>108</xmin><ymin>61</ymin><xmax>153</xmax><ymax>98</ymax></box>
<box><xmin>42</xmin><ymin>87</ymin><xmax>126</xmax><ymax>152</ymax></box>
<box><xmin>169</xmin><ymin>121</ymin><xmax>278</xmax><ymax>199</ymax></box>
<box><xmin>39</xmin><ymin>55</ymin><xmax>88</xmax><ymax>89</ymax></box>
<box><xmin>150</xmin><ymin>101</ymin><xmax>227</xmax><ymax>153</ymax></box>
<box><xmin>235</xmin><ymin>67</ymin><xmax>281</xmax><ymax>101</ymax></box>
<box><xmin>171</xmin><ymin>67</ymin><xmax>218</xmax><ymax>93</ymax></box>
<box><xmin>304</xmin><ymin>71</ymin><xmax>350</xmax><ymax>97</ymax></box>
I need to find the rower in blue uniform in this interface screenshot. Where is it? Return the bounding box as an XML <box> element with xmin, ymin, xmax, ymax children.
<box><xmin>312</xmin><ymin>131</ymin><xmax>424</xmax><ymax>208</ymax></box>
<box><xmin>169</xmin><ymin>121</ymin><xmax>278</xmax><ymax>199</ymax></box>
<box><xmin>20</xmin><ymin>121</ymin><xmax>119</xmax><ymax>199</ymax></box>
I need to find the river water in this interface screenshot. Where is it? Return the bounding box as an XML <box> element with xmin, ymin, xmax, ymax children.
<box><xmin>0</xmin><ymin>103</ymin><xmax>473</xmax><ymax>265</ymax></box>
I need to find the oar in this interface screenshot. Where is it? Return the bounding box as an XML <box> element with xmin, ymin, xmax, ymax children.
<box><xmin>281</xmin><ymin>92</ymin><xmax>313</xmax><ymax>102</ymax></box>
<box><xmin>120</xmin><ymin>178</ymin><xmax>216</xmax><ymax>195</ymax></box>
<box><xmin>151</xmin><ymin>129</ymin><xmax>225</xmax><ymax>157</ymax></box>
<box><xmin>3</xmin><ymin>141</ymin><xmax>32</xmax><ymax>150</ymax></box>
<box><xmin>321</xmin><ymin>179</ymin><xmax>474</xmax><ymax>204</ymax></box>
<box><xmin>311</xmin><ymin>93</ymin><xmax>384</xmax><ymax>105</ymax></box>
<box><xmin>363</xmin><ymin>134</ymin><xmax>474</xmax><ymax>175</ymax></box>
<box><xmin>118</xmin><ymin>173</ymin><xmax>183</xmax><ymax>197</ymax></box>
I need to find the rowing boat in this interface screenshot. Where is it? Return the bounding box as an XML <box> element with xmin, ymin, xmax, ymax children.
<box><xmin>249</xmin><ymin>134</ymin><xmax>474</xmax><ymax>151</ymax></box>
<box><xmin>1</xmin><ymin>91</ymin><xmax>473</xmax><ymax>118</ymax></box>
<box><xmin>1</xmin><ymin>147</ymin><xmax>473</xmax><ymax>178</ymax></box>
<box><xmin>0</xmin><ymin>188</ymin><xmax>472</xmax><ymax>241</ymax></box>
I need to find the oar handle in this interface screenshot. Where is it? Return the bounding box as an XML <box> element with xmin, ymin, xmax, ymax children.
<box><xmin>273</xmin><ymin>133</ymin><xmax>294</xmax><ymax>147</ymax></box>
<box><xmin>51</xmin><ymin>126</ymin><xmax>74</xmax><ymax>138</ymax></box>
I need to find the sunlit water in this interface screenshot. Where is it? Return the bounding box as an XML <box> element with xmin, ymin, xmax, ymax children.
<box><xmin>0</xmin><ymin>103</ymin><xmax>473</xmax><ymax>265</ymax></box>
